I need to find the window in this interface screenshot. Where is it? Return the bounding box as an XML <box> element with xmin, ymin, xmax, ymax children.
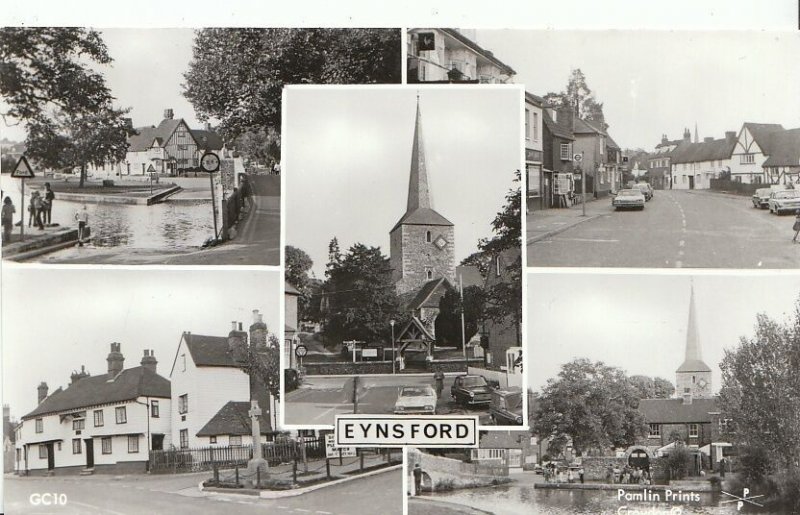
<box><xmin>102</xmin><ymin>437</ymin><xmax>112</xmax><ymax>454</ymax></box>
<box><xmin>533</xmin><ymin>112</ymin><xmax>539</xmax><ymax>141</ymax></box>
<box><xmin>209</xmin><ymin>436</ymin><xmax>217</xmax><ymax>444</ymax></box>
<box><xmin>38</xmin><ymin>445</ymin><xmax>47</xmax><ymax>459</ymax></box>
<box><xmin>426</xmin><ymin>270</ymin><xmax>433</xmax><ymax>280</ymax></box>
<box><xmin>57</xmin><ymin>442</ymin><xmax>61</xmax><ymax>451</ymax></box>
<box><xmin>740</xmin><ymin>153</ymin><xmax>755</xmax><ymax>164</ymax></box>
<box><xmin>179</xmin><ymin>394</ymin><xmax>188</xmax><ymax>414</ymax></box>
<box><xmin>298</xmin><ymin>430</ymin><xmax>316</xmax><ymax>438</ymax></box>
<box><xmin>689</xmin><ymin>424</ymin><xmax>699</xmax><ymax>438</ymax></box>
<box><xmin>72</xmin><ymin>439</ymin><xmax>82</xmax><ymax>455</ymax></box>
<box><xmin>35</xmin><ymin>418</ymin><xmax>43</xmax><ymax>433</ymax></box>
<box><xmin>115</xmin><ymin>406</ymin><xmax>127</xmax><ymax>424</ymax></box>
<box><xmin>72</xmin><ymin>418</ymin><xmax>85</xmax><ymax>431</ymax></box>
<box><xmin>229</xmin><ymin>435</ymin><xmax>243</xmax><ymax>447</ymax></box>
<box><xmin>648</xmin><ymin>424</ymin><xmax>661</xmax><ymax>437</ymax></box>
<box><xmin>128</xmin><ymin>435</ymin><xmax>139</xmax><ymax>453</ymax></box>
<box><xmin>525</xmin><ymin>108</ymin><xmax>531</xmax><ymax>139</ymax></box>
<box><xmin>180</xmin><ymin>429</ymin><xmax>188</xmax><ymax>449</ymax></box>
<box><xmin>600</xmin><ymin>137</ymin><xmax>605</xmax><ymax>155</ymax></box>
<box><xmin>527</xmin><ymin>165</ymin><xmax>541</xmax><ymax>196</ymax></box>
<box><xmin>151</xmin><ymin>400</ymin><xmax>159</xmax><ymax>418</ymax></box>
<box><xmin>94</xmin><ymin>410</ymin><xmax>104</xmax><ymax>427</ymax></box>
<box><xmin>560</xmin><ymin>143</ymin><xmax>570</xmax><ymax>161</ymax></box>
<box><xmin>425</xmin><ymin>231</ymin><xmax>431</xmax><ymax>243</ymax></box>
<box><xmin>181</xmin><ymin>354</ymin><xmax>186</xmax><ymax>372</ymax></box>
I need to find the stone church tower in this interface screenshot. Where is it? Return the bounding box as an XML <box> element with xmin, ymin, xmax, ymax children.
<box><xmin>675</xmin><ymin>286</ymin><xmax>713</xmax><ymax>398</ymax></box>
<box><xmin>390</xmin><ymin>98</ymin><xmax>456</xmax><ymax>296</ymax></box>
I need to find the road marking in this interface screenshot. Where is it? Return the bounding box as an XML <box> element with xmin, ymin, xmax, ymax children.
<box><xmin>554</xmin><ymin>238</ymin><xmax>619</xmax><ymax>243</ymax></box>
<box><xmin>295</xmin><ymin>509</ymin><xmax>312</xmax><ymax>513</ymax></box>
<box><xmin>316</xmin><ymin>511</ymin><xmax>333</xmax><ymax>514</ymax></box>
<box><xmin>679</xmin><ymin>240</ymin><xmax>685</xmax><ymax>247</ymax></box>
<box><xmin>70</xmin><ymin>501</ymin><xmax>129</xmax><ymax>515</ymax></box>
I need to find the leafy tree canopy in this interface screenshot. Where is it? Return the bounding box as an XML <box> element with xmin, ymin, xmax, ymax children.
<box><xmin>628</xmin><ymin>375</ymin><xmax>675</xmax><ymax>399</ymax></box>
<box><xmin>543</xmin><ymin>68</ymin><xmax>606</xmax><ymax>126</ymax></box>
<box><xmin>436</xmin><ymin>285</ymin><xmax>485</xmax><ymax>349</ymax></box>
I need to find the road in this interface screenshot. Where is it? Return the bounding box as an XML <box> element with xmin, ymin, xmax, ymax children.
<box><xmin>285</xmin><ymin>375</ymin><xmax>493</xmax><ymax>426</ymax></box>
<box><xmin>528</xmin><ymin>190</ymin><xmax>800</xmax><ymax>268</ymax></box>
<box><xmin>3</xmin><ymin>467</ymin><xmax>402</xmax><ymax>515</ymax></box>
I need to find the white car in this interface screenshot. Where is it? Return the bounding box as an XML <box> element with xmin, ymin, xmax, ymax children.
<box><xmin>394</xmin><ymin>385</ymin><xmax>437</xmax><ymax>415</ymax></box>
<box><xmin>768</xmin><ymin>190</ymin><xmax>800</xmax><ymax>215</ymax></box>
<box><xmin>612</xmin><ymin>189</ymin><xmax>646</xmax><ymax>210</ymax></box>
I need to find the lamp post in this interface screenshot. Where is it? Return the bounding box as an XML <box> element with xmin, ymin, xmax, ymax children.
<box><xmin>390</xmin><ymin>319</ymin><xmax>396</xmax><ymax>374</ymax></box>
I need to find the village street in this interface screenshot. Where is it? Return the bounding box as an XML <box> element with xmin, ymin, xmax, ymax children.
<box><xmin>3</xmin><ymin>467</ymin><xmax>402</xmax><ymax>515</ymax></box>
<box><xmin>284</xmin><ymin>375</ymin><xmax>493</xmax><ymax>426</ymax></box>
<box><xmin>528</xmin><ymin>190</ymin><xmax>800</xmax><ymax>268</ymax></box>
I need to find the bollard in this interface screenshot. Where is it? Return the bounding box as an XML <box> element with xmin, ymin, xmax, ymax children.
<box><xmin>235</xmin><ymin>465</ymin><xmax>239</xmax><ymax>486</ymax></box>
<box><xmin>360</xmin><ymin>451</ymin><xmax>364</xmax><ymax>472</ymax></box>
<box><xmin>326</xmin><ymin>458</ymin><xmax>331</xmax><ymax>480</ymax></box>
<box><xmin>213</xmin><ymin>463</ymin><xmax>219</xmax><ymax>482</ymax></box>
<box><xmin>293</xmin><ymin>456</ymin><xmax>298</xmax><ymax>484</ymax></box>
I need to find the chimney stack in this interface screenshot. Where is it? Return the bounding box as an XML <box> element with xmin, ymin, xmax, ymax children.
<box><xmin>70</xmin><ymin>365</ymin><xmax>90</xmax><ymax>385</ymax></box>
<box><xmin>141</xmin><ymin>349</ymin><xmax>158</xmax><ymax>374</ymax></box>
<box><xmin>205</xmin><ymin>122</ymin><xmax>212</xmax><ymax>131</ymax></box>
<box><xmin>250</xmin><ymin>309</ymin><xmax>268</xmax><ymax>350</ymax></box>
<box><xmin>661</xmin><ymin>134</ymin><xmax>668</xmax><ymax>145</ymax></box>
<box><xmin>556</xmin><ymin>106</ymin><xmax>574</xmax><ymax>134</ymax></box>
<box><xmin>682</xmin><ymin>390</ymin><xmax>693</xmax><ymax>405</ymax></box>
<box><xmin>228</xmin><ymin>322</ymin><xmax>248</xmax><ymax>363</ymax></box>
<box><xmin>107</xmin><ymin>342</ymin><xmax>125</xmax><ymax>377</ymax></box>
<box><xmin>37</xmin><ymin>382</ymin><xmax>49</xmax><ymax>404</ymax></box>
<box><xmin>164</xmin><ymin>108</ymin><xmax>174</xmax><ymax>120</ymax></box>
<box><xmin>683</xmin><ymin>128</ymin><xmax>691</xmax><ymax>143</ymax></box>
<box><xmin>725</xmin><ymin>131</ymin><xmax>736</xmax><ymax>144</ymax></box>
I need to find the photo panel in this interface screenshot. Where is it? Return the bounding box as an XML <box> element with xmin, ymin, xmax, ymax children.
<box><xmin>282</xmin><ymin>85</ymin><xmax>526</xmax><ymax>429</ymax></box>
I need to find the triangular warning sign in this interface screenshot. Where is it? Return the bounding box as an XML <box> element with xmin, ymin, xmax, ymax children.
<box><xmin>11</xmin><ymin>156</ymin><xmax>35</xmax><ymax>178</ymax></box>
<box><xmin>147</xmin><ymin>164</ymin><xmax>156</xmax><ymax>173</ymax></box>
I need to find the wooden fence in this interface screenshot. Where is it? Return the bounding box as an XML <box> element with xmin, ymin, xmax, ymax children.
<box><xmin>148</xmin><ymin>437</ymin><xmax>327</xmax><ymax>474</ymax></box>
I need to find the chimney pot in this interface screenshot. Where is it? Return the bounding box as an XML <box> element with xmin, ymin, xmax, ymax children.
<box><xmin>231</xmin><ymin>321</ymin><xmax>238</xmax><ymax>331</ymax></box>
<box><xmin>164</xmin><ymin>108</ymin><xmax>174</xmax><ymax>120</ymax></box>
<box><xmin>140</xmin><ymin>349</ymin><xmax>158</xmax><ymax>374</ymax></box>
<box><xmin>37</xmin><ymin>382</ymin><xmax>49</xmax><ymax>404</ymax></box>
<box><xmin>107</xmin><ymin>342</ymin><xmax>125</xmax><ymax>376</ymax></box>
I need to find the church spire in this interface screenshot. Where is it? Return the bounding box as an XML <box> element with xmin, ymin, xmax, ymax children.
<box><xmin>677</xmin><ymin>283</ymin><xmax>711</xmax><ymax>374</ymax></box>
<box><xmin>406</xmin><ymin>96</ymin><xmax>432</xmax><ymax>213</ymax></box>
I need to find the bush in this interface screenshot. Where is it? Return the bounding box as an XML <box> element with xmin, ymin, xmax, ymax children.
<box><xmin>738</xmin><ymin>446</ymin><xmax>772</xmax><ymax>484</ymax></box>
<box><xmin>665</xmin><ymin>446</ymin><xmax>691</xmax><ymax>480</ymax></box>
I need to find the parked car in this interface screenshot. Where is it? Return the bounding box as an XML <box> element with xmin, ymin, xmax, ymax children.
<box><xmin>635</xmin><ymin>182</ymin><xmax>654</xmax><ymax>201</ymax></box>
<box><xmin>489</xmin><ymin>387</ymin><xmax>524</xmax><ymax>425</ymax></box>
<box><xmin>612</xmin><ymin>189</ymin><xmax>645</xmax><ymax>210</ymax></box>
<box><xmin>768</xmin><ymin>190</ymin><xmax>800</xmax><ymax>214</ymax></box>
<box><xmin>752</xmin><ymin>188</ymin><xmax>772</xmax><ymax>209</ymax></box>
<box><xmin>394</xmin><ymin>385</ymin><xmax>437</xmax><ymax>415</ymax></box>
<box><xmin>451</xmin><ymin>375</ymin><xmax>493</xmax><ymax>407</ymax></box>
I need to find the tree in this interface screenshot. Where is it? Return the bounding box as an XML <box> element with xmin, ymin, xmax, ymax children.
<box><xmin>326</xmin><ymin>237</ymin><xmax>342</xmax><ymax>278</ymax></box>
<box><xmin>460</xmin><ymin>251</ymin><xmax>491</xmax><ymax>278</ymax></box>
<box><xmin>628</xmin><ymin>375</ymin><xmax>675</xmax><ymax>399</ymax></box>
<box><xmin>435</xmin><ymin>285</ymin><xmax>485</xmax><ymax>348</ymax></box>
<box><xmin>242</xmin><ymin>333</ymin><xmax>281</xmax><ymax>402</ymax></box>
<box><xmin>653</xmin><ymin>377</ymin><xmax>676</xmax><ymax>398</ymax></box>
<box><xmin>285</xmin><ymin>245</ymin><xmax>314</xmax><ymax>320</ymax></box>
<box><xmin>0</xmin><ymin>28</ymin><xmax>115</xmax><ymax>126</ymax></box>
<box><xmin>183</xmin><ymin>29</ymin><xmax>401</xmax><ymax>140</ymax></box>
<box><xmin>719</xmin><ymin>303</ymin><xmax>800</xmax><ymax>472</ymax></box>
<box><xmin>233</xmin><ymin>127</ymin><xmax>280</xmax><ymax>166</ymax></box>
<box><xmin>323</xmin><ymin>243</ymin><xmax>402</xmax><ymax>345</ymax></box>
<box><xmin>543</xmin><ymin>68</ymin><xmax>606</xmax><ymax>124</ymax></box>
<box><xmin>665</xmin><ymin>444</ymin><xmax>691</xmax><ymax>480</ymax></box>
<box><xmin>534</xmin><ymin>358</ymin><xmax>648</xmax><ymax>456</ymax></box>
<box><xmin>24</xmin><ymin>106</ymin><xmax>131</xmax><ymax>187</ymax></box>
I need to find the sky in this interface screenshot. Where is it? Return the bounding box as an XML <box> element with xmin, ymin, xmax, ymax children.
<box><xmin>1</xmin><ymin>268</ymin><xmax>280</xmax><ymax>419</ymax></box>
<box><xmin>284</xmin><ymin>86</ymin><xmax>522</xmax><ymax>278</ymax></box>
<box><xmin>1</xmin><ymin>28</ymin><xmax>202</xmax><ymax>142</ymax></box>
<box><xmin>473</xmin><ymin>30</ymin><xmax>800</xmax><ymax>150</ymax></box>
<box><xmin>527</xmin><ymin>272</ymin><xmax>800</xmax><ymax>394</ymax></box>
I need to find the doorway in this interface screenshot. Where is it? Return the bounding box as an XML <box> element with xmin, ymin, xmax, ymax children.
<box><xmin>151</xmin><ymin>434</ymin><xmax>164</xmax><ymax>451</ymax></box>
<box><xmin>628</xmin><ymin>449</ymin><xmax>649</xmax><ymax>470</ymax></box>
<box><xmin>688</xmin><ymin>176</ymin><xmax>695</xmax><ymax>189</ymax></box>
<box><xmin>84</xmin><ymin>439</ymin><xmax>94</xmax><ymax>468</ymax></box>
<box><xmin>45</xmin><ymin>443</ymin><xmax>54</xmax><ymax>471</ymax></box>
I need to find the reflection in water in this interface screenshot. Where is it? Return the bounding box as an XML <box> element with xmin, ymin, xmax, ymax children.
<box><xmin>427</xmin><ymin>482</ymin><xmax>771</xmax><ymax>515</ymax></box>
<box><xmin>49</xmin><ymin>199</ymin><xmax>214</xmax><ymax>250</ymax></box>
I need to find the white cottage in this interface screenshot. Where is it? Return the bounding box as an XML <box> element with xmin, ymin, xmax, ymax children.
<box><xmin>15</xmin><ymin>344</ymin><xmax>171</xmax><ymax>475</ymax></box>
<box><xmin>729</xmin><ymin>123</ymin><xmax>785</xmax><ymax>184</ymax></box>
<box><xmin>669</xmin><ymin>133</ymin><xmax>736</xmax><ymax>190</ymax></box>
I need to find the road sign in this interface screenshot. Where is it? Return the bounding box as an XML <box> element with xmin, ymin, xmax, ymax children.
<box><xmin>11</xmin><ymin>156</ymin><xmax>35</xmax><ymax>178</ymax></box>
<box><xmin>295</xmin><ymin>345</ymin><xmax>308</xmax><ymax>358</ymax></box>
<box><xmin>325</xmin><ymin>434</ymin><xmax>357</xmax><ymax>459</ymax></box>
<box><xmin>147</xmin><ymin>164</ymin><xmax>156</xmax><ymax>174</ymax></box>
<box><xmin>200</xmin><ymin>152</ymin><xmax>221</xmax><ymax>173</ymax></box>
<box><xmin>572</xmin><ymin>153</ymin><xmax>583</xmax><ymax>163</ymax></box>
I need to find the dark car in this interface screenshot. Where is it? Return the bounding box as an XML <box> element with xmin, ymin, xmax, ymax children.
<box><xmin>451</xmin><ymin>375</ymin><xmax>493</xmax><ymax>407</ymax></box>
<box><xmin>752</xmin><ymin>187</ymin><xmax>772</xmax><ymax>209</ymax></box>
<box><xmin>635</xmin><ymin>182</ymin><xmax>654</xmax><ymax>201</ymax></box>
<box><xmin>489</xmin><ymin>388</ymin><xmax>523</xmax><ymax>425</ymax></box>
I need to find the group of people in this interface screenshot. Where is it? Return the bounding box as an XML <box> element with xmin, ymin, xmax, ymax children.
<box><xmin>606</xmin><ymin>464</ymin><xmax>651</xmax><ymax>485</ymax></box>
<box><xmin>26</xmin><ymin>183</ymin><xmax>55</xmax><ymax>230</ymax></box>
<box><xmin>543</xmin><ymin>463</ymin><xmax>585</xmax><ymax>484</ymax></box>
<box><xmin>1</xmin><ymin>183</ymin><xmax>90</xmax><ymax>246</ymax></box>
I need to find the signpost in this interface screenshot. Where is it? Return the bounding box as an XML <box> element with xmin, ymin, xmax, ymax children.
<box><xmin>147</xmin><ymin>164</ymin><xmax>156</xmax><ymax>195</ymax></box>
<box><xmin>325</xmin><ymin>433</ymin><xmax>356</xmax><ymax>466</ymax></box>
<box><xmin>573</xmin><ymin>152</ymin><xmax>585</xmax><ymax>216</ymax></box>
<box><xmin>11</xmin><ymin>156</ymin><xmax>36</xmax><ymax>242</ymax></box>
<box><xmin>294</xmin><ymin>344</ymin><xmax>307</xmax><ymax>371</ymax></box>
<box><xmin>200</xmin><ymin>152</ymin><xmax>221</xmax><ymax>240</ymax></box>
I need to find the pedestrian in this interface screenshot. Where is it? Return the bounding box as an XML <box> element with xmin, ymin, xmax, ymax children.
<box><xmin>43</xmin><ymin>182</ymin><xmax>55</xmax><ymax>225</ymax></box>
<box><xmin>433</xmin><ymin>369</ymin><xmax>444</xmax><ymax>399</ymax></box>
<box><xmin>399</xmin><ymin>351</ymin><xmax>406</xmax><ymax>371</ymax></box>
<box><xmin>75</xmin><ymin>204</ymin><xmax>89</xmax><ymax>246</ymax></box>
<box><xmin>27</xmin><ymin>191</ymin><xmax>36</xmax><ymax>227</ymax></box>
<box><xmin>793</xmin><ymin>210</ymin><xmax>800</xmax><ymax>243</ymax></box>
<box><xmin>241</xmin><ymin>175</ymin><xmax>254</xmax><ymax>210</ymax></box>
<box><xmin>567</xmin><ymin>468</ymin><xmax>574</xmax><ymax>483</ymax></box>
<box><xmin>31</xmin><ymin>191</ymin><xmax>44</xmax><ymax>230</ymax></box>
<box><xmin>2</xmin><ymin>196</ymin><xmax>15</xmax><ymax>244</ymax></box>
<box><xmin>412</xmin><ymin>463</ymin><xmax>423</xmax><ymax>495</ymax></box>
<box><xmin>579</xmin><ymin>466</ymin><xmax>585</xmax><ymax>484</ymax></box>
<box><xmin>720</xmin><ymin>458</ymin><xmax>726</xmax><ymax>478</ymax></box>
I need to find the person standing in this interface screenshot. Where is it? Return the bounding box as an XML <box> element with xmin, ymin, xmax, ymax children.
<box><xmin>793</xmin><ymin>210</ymin><xmax>800</xmax><ymax>243</ymax></box>
<box><xmin>75</xmin><ymin>204</ymin><xmax>89</xmax><ymax>246</ymax></box>
<box><xmin>412</xmin><ymin>463</ymin><xmax>423</xmax><ymax>496</ymax></box>
<box><xmin>31</xmin><ymin>191</ymin><xmax>44</xmax><ymax>230</ymax></box>
<box><xmin>43</xmin><ymin>182</ymin><xmax>55</xmax><ymax>225</ymax></box>
<box><xmin>433</xmin><ymin>369</ymin><xmax>444</xmax><ymax>399</ymax></box>
<box><xmin>579</xmin><ymin>466</ymin><xmax>585</xmax><ymax>484</ymax></box>
<box><xmin>2</xmin><ymin>196</ymin><xmax>15</xmax><ymax>244</ymax></box>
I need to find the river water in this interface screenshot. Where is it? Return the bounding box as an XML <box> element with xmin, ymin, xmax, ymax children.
<box><xmin>428</xmin><ymin>482</ymin><xmax>774</xmax><ymax>515</ymax></box>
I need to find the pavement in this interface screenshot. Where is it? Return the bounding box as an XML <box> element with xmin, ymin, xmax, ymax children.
<box><xmin>527</xmin><ymin>189</ymin><xmax>800</xmax><ymax>268</ymax></box>
<box><xmin>408</xmin><ymin>496</ymin><xmax>493</xmax><ymax>515</ymax></box>
<box><xmin>284</xmin><ymin>375</ymin><xmax>492</xmax><ymax>426</ymax></box>
<box><xmin>3</xmin><ymin>466</ymin><xmax>402</xmax><ymax>515</ymax></box>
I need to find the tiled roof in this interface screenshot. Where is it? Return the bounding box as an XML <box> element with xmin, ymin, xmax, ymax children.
<box><xmin>184</xmin><ymin>333</ymin><xmax>239</xmax><ymax>368</ymax></box>
<box><xmin>406</xmin><ymin>277</ymin><xmax>452</xmax><ymax>311</ymax></box>
<box><xmin>391</xmin><ymin>207</ymin><xmax>453</xmax><ymax>232</ymax></box>
<box><xmin>191</xmin><ymin>129</ymin><xmax>224</xmax><ymax>151</ymax></box>
<box><xmin>525</xmin><ymin>92</ymin><xmax>545</xmax><ymax>106</ymax></box>
<box><xmin>196</xmin><ymin>401</ymin><xmax>273</xmax><ymax>436</ymax></box>
<box><xmin>456</xmin><ymin>265</ymin><xmax>483</xmax><ymax>288</ymax></box>
<box><xmin>676</xmin><ymin>358</ymin><xmax>712</xmax><ymax>373</ymax></box>
<box><xmin>285</xmin><ymin>282</ymin><xmax>301</xmax><ymax>296</ymax></box>
<box><xmin>573</xmin><ymin>118</ymin><xmax>605</xmax><ymax>135</ymax></box>
<box><xmin>542</xmin><ymin>109</ymin><xmax>574</xmax><ymax>140</ymax></box>
<box><xmin>605</xmin><ymin>134</ymin><xmax>621</xmax><ymax>150</ymax></box>
<box><xmin>762</xmin><ymin>128</ymin><xmax>800</xmax><ymax>168</ymax></box>
<box><xmin>671</xmin><ymin>137</ymin><xmax>735</xmax><ymax>164</ymax></box>
<box><xmin>22</xmin><ymin>367</ymin><xmax>170</xmax><ymax>420</ymax></box>
<box><xmin>127</xmin><ymin>118</ymin><xmax>220</xmax><ymax>154</ymax></box>
<box><xmin>127</xmin><ymin>127</ymin><xmax>159</xmax><ymax>152</ymax></box>
<box><xmin>479</xmin><ymin>430</ymin><xmax>528</xmax><ymax>449</ymax></box>
<box><xmin>743</xmin><ymin>123</ymin><xmax>784</xmax><ymax>154</ymax></box>
<box><xmin>638</xmin><ymin>397</ymin><xmax>718</xmax><ymax>424</ymax></box>
<box><xmin>439</xmin><ymin>29</ymin><xmax>516</xmax><ymax>76</ymax></box>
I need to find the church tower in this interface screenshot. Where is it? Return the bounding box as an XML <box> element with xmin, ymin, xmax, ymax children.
<box><xmin>675</xmin><ymin>285</ymin><xmax>713</xmax><ymax>398</ymax></box>
<box><xmin>390</xmin><ymin>97</ymin><xmax>456</xmax><ymax>296</ymax></box>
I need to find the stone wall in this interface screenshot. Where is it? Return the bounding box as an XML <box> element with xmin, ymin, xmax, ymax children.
<box><xmin>391</xmin><ymin>224</ymin><xmax>455</xmax><ymax>296</ymax></box>
<box><xmin>408</xmin><ymin>448</ymin><xmax>507</xmax><ymax>493</ymax></box>
<box><xmin>428</xmin><ymin>359</ymin><xmax>482</xmax><ymax>373</ymax></box>
<box><xmin>581</xmin><ymin>456</ymin><xmax>627</xmax><ymax>481</ymax></box>
<box><xmin>303</xmin><ymin>361</ymin><xmax>394</xmax><ymax>375</ymax></box>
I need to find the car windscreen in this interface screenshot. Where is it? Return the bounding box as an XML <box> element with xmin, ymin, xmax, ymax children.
<box><xmin>775</xmin><ymin>191</ymin><xmax>800</xmax><ymax>199</ymax></box>
<box><xmin>461</xmin><ymin>377</ymin><xmax>487</xmax><ymax>387</ymax></box>
<box><xmin>618</xmin><ymin>190</ymin><xmax>640</xmax><ymax>196</ymax></box>
<box><xmin>401</xmin><ymin>387</ymin><xmax>432</xmax><ymax>397</ymax></box>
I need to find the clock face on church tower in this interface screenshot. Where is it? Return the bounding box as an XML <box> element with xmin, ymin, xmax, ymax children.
<box><xmin>697</xmin><ymin>378</ymin><xmax>707</xmax><ymax>389</ymax></box>
<box><xmin>433</xmin><ymin>235</ymin><xmax>447</xmax><ymax>250</ymax></box>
